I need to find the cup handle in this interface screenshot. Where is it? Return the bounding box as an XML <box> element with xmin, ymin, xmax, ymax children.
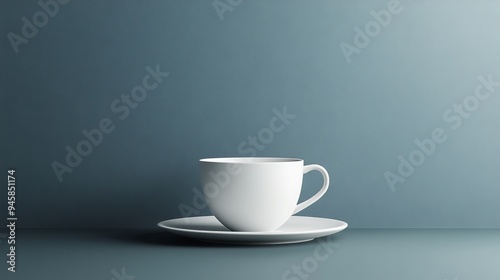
<box><xmin>293</xmin><ymin>164</ymin><xmax>330</xmax><ymax>215</ymax></box>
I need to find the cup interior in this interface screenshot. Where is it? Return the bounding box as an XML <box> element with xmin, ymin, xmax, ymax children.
<box><xmin>200</xmin><ymin>157</ymin><xmax>302</xmax><ymax>164</ymax></box>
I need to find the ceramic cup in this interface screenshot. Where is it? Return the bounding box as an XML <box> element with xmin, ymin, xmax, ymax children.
<box><xmin>199</xmin><ymin>157</ymin><xmax>329</xmax><ymax>232</ymax></box>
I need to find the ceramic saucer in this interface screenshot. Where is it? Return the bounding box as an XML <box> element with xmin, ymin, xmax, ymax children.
<box><xmin>157</xmin><ymin>216</ymin><xmax>347</xmax><ymax>245</ymax></box>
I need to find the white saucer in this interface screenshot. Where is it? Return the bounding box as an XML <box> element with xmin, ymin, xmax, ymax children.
<box><xmin>157</xmin><ymin>216</ymin><xmax>348</xmax><ymax>245</ymax></box>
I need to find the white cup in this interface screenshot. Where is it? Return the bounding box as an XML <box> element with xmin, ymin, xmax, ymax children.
<box><xmin>199</xmin><ymin>157</ymin><xmax>329</xmax><ymax>232</ymax></box>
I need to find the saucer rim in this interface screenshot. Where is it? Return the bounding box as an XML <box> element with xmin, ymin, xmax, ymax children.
<box><xmin>157</xmin><ymin>215</ymin><xmax>348</xmax><ymax>236</ymax></box>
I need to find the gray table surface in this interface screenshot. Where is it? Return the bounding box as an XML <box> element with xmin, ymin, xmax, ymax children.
<box><xmin>1</xmin><ymin>228</ymin><xmax>499</xmax><ymax>280</ymax></box>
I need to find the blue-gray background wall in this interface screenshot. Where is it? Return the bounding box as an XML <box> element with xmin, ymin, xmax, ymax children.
<box><xmin>1</xmin><ymin>0</ymin><xmax>499</xmax><ymax>228</ymax></box>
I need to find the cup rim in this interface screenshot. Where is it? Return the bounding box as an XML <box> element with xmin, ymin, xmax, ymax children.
<box><xmin>199</xmin><ymin>157</ymin><xmax>303</xmax><ymax>164</ymax></box>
